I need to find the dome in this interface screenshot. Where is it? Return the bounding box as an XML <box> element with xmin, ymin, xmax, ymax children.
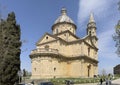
<box><xmin>54</xmin><ymin>8</ymin><xmax>74</xmax><ymax>24</ymax></box>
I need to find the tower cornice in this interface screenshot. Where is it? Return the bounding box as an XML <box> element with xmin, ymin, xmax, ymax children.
<box><xmin>51</xmin><ymin>22</ymin><xmax>77</xmax><ymax>30</ymax></box>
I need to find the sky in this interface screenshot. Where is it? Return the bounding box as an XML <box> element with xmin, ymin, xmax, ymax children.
<box><xmin>0</xmin><ymin>0</ymin><xmax>120</xmax><ymax>74</ymax></box>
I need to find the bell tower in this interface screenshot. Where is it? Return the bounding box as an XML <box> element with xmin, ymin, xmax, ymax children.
<box><xmin>87</xmin><ymin>13</ymin><xmax>98</xmax><ymax>47</ymax></box>
<box><xmin>87</xmin><ymin>13</ymin><xmax>96</xmax><ymax>36</ymax></box>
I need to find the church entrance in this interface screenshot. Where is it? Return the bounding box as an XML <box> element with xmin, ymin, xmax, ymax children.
<box><xmin>87</xmin><ymin>64</ymin><xmax>91</xmax><ymax>77</ymax></box>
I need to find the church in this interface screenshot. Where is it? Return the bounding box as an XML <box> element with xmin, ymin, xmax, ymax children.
<box><xmin>30</xmin><ymin>8</ymin><xmax>98</xmax><ymax>79</ymax></box>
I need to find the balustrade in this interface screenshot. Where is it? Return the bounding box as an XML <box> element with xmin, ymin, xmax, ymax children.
<box><xmin>31</xmin><ymin>48</ymin><xmax>58</xmax><ymax>54</ymax></box>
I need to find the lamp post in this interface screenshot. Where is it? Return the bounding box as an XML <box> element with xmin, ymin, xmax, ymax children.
<box><xmin>17</xmin><ymin>70</ymin><xmax>23</xmax><ymax>84</ymax></box>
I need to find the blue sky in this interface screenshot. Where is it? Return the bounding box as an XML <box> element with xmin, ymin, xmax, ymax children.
<box><xmin>0</xmin><ymin>0</ymin><xmax>120</xmax><ymax>74</ymax></box>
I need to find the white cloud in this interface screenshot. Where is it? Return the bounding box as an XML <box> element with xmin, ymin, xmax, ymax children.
<box><xmin>77</xmin><ymin>0</ymin><xmax>115</xmax><ymax>28</ymax></box>
<box><xmin>98</xmin><ymin>30</ymin><xmax>113</xmax><ymax>53</ymax></box>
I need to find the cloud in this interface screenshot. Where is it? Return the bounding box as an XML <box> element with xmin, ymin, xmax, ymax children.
<box><xmin>77</xmin><ymin>0</ymin><xmax>115</xmax><ymax>28</ymax></box>
<box><xmin>78</xmin><ymin>0</ymin><xmax>120</xmax><ymax>74</ymax></box>
<box><xmin>98</xmin><ymin>30</ymin><xmax>114</xmax><ymax>53</ymax></box>
<box><xmin>78</xmin><ymin>0</ymin><xmax>107</xmax><ymax>20</ymax></box>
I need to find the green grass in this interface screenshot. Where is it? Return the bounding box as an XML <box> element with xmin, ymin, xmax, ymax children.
<box><xmin>114</xmin><ymin>74</ymin><xmax>120</xmax><ymax>78</ymax></box>
<box><xmin>50</xmin><ymin>78</ymin><xmax>100</xmax><ymax>85</ymax></box>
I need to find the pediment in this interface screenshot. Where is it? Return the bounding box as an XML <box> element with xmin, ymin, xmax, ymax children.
<box><xmin>36</xmin><ymin>33</ymin><xmax>57</xmax><ymax>45</ymax></box>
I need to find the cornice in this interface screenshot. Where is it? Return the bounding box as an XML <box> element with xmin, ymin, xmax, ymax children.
<box><xmin>30</xmin><ymin>53</ymin><xmax>98</xmax><ymax>64</ymax></box>
<box><xmin>51</xmin><ymin>22</ymin><xmax>77</xmax><ymax>30</ymax></box>
<box><xmin>55</xmin><ymin>30</ymin><xmax>80</xmax><ymax>39</ymax></box>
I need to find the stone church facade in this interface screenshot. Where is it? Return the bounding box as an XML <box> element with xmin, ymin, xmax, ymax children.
<box><xmin>30</xmin><ymin>8</ymin><xmax>98</xmax><ymax>79</ymax></box>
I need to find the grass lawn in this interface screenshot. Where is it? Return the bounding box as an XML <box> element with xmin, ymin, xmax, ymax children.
<box><xmin>50</xmin><ymin>78</ymin><xmax>100</xmax><ymax>85</ymax></box>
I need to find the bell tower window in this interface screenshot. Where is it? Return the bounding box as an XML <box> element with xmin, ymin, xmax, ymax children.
<box><xmin>89</xmin><ymin>31</ymin><xmax>91</xmax><ymax>35</ymax></box>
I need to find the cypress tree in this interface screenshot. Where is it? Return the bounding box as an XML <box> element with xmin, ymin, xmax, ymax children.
<box><xmin>0</xmin><ymin>19</ymin><xmax>7</xmax><ymax>85</ymax></box>
<box><xmin>0</xmin><ymin>12</ymin><xmax>21</xmax><ymax>85</ymax></box>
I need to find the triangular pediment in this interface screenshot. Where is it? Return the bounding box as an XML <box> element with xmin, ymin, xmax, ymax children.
<box><xmin>55</xmin><ymin>30</ymin><xmax>79</xmax><ymax>39</ymax></box>
<box><xmin>55</xmin><ymin>30</ymin><xmax>79</xmax><ymax>42</ymax></box>
<box><xmin>36</xmin><ymin>33</ymin><xmax>57</xmax><ymax>45</ymax></box>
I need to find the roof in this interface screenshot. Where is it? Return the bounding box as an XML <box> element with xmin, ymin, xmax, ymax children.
<box><xmin>55</xmin><ymin>30</ymin><xmax>80</xmax><ymax>39</ymax></box>
<box><xmin>36</xmin><ymin>32</ymin><xmax>98</xmax><ymax>50</ymax></box>
<box><xmin>54</xmin><ymin>8</ymin><xmax>74</xmax><ymax>25</ymax></box>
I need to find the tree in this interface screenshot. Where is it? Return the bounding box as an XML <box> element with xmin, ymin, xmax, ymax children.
<box><xmin>113</xmin><ymin>1</ymin><xmax>120</xmax><ymax>57</ymax></box>
<box><xmin>23</xmin><ymin>69</ymin><xmax>26</xmax><ymax>77</ymax></box>
<box><xmin>0</xmin><ymin>12</ymin><xmax>21</xmax><ymax>85</ymax></box>
<box><xmin>0</xmin><ymin>19</ymin><xmax>6</xmax><ymax>84</ymax></box>
<box><xmin>23</xmin><ymin>69</ymin><xmax>31</xmax><ymax>78</ymax></box>
<box><xmin>113</xmin><ymin>20</ymin><xmax>120</xmax><ymax>57</ymax></box>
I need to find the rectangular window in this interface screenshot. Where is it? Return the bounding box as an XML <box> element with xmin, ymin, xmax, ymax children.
<box><xmin>88</xmin><ymin>48</ymin><xmax>90</xmax><ymax>56</ymax></box>
<box><xmin>56</xmin><ymin>29</ymin><xmax>58</xmax><ymax>34</ymax></box>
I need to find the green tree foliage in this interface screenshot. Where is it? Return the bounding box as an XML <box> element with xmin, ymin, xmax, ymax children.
<box><xmin>0</xmin><ymin>12</ymin><xmax>21</xmax><ymax>85</ymax></box>
<box><xmin>113</xmin><ymin>1</ymin><xmax>120</xmax><ymax>57</ymax></box>
<box><xmin>23</xmin><ymin>69</ymin><xmax>31</xmax><ymax>79</ymax></box>
<box><xmin>113</xmin><ymin>21</ymin><xmax>120</xmax><ymax>57</ymax></box>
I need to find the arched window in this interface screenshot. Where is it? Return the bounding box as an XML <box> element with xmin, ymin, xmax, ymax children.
<box><xmin>54</xmin><ymin>67</ymin><xmax>56</xmax><ymax>71</ymax></box>
<box><xmin>89</xmin><ymin>31</ymin><xmax>91</xmax><ymax>35</ymax></box>
<box><xmin>87</xmin><ymin>64</ymin><xmax>91</xmax><ymax>77</ymax></box>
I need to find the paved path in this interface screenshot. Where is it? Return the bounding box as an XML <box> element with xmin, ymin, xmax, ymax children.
<box><xmin>74</xmin><ymin>83</ymin><xmax>98</xmax><ymax>85</ymax></box>
<box><xmin>74</xmin><ymin>78</ymin><xmax>120</xmax><ymax>85</ymax></box>
<box><xmin>112</xmin><ymin>78</ymin><xmax>120</xmax><ymax>85</ymax></box>
<box><xmin>33</xmin><ymin>78</ymin><xmax>120</xmax><ymax>85</ymax></box>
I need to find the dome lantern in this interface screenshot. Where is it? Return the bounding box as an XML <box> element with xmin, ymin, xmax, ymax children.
<box><xmin>61</xmin><ymin>7</ymin><xmax>67</xmax><ymax>15</ymax></box>
<box><xmin>52</xmin><ymin>8</ymin><xmax>76</xmax><ymax>35</ymax></box>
